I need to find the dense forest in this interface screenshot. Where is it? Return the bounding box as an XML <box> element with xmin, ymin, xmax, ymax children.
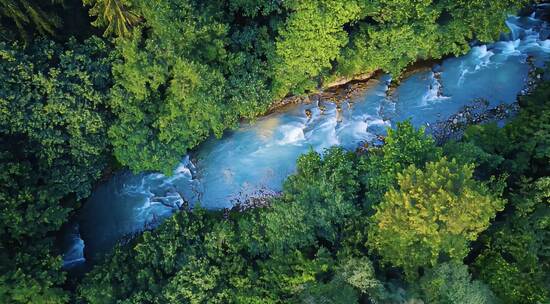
<box><xmin>0</xmin><ymin>0</ymin><xmax>548</xmax><ymax>303</ymax></box>
<box><xmin>78</xmin><ymin>85</ymin><xmax>550</xmax><ymax>303</ymax></box>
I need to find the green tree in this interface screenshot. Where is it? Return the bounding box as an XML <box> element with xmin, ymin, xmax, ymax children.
<box><xmin>418</xmin><ymin>262</ymin><xmax>497</xmax><ymax>304</ymax></box>
<box><xmin>0</xmin><ymin>0</ymin><xmax>62</xmax><ymax>39</ymax></box>
<box><xmin>262</xmin><ymin>147</ymin><xmax>360</xmax><ymax>252</ymax></box>
<box><xmin>270</xmin><ymin>0</ymin><xmax>363</xmax><ymax>97</ymax></box>
<box><xmin>228</xmin><ymin>0</ymin><xmax>281</xmax><ymax>17</ymax></box>
<box><xmin>0</xmin><ymin>36</ymin><xmax>113</xmax><ymax>304</ymax></box>
<box><xmin>107</xmin><ymin>0</ymin><xmax>275</xmax><ymax>174</ymax></box>
<box><xmin>83</xmin><ymin>0</ymin><xmax>140</xmax><ymax>37</ymax></box>
<box><xmin>0</xmin><ymin>37</ymin><xmax>113</xmax><ymax>200</ymax></box>
<box><xmin>474</xmin><ymin>178</ymin><xmax>550</xmax><ymax>304</ymax></box>
<box><xmin>297</xmin><ymin>280</ymin><xmax>359</xmax><ymax>304</ymax></box>
<box><xmin>439</xmin><ymin>0</ymin><xmax>529</xmax><ymax>43</ymax></box>
<box><xmin>338</xmin><ymin>0</ymin><xmax>440</xmax><ymax>77</ymax></box>
<box><xmin>359</xmin><ymin>121</ymin><xmax>441</xmax><ymax>207</ymax></box>
<box><xmin>78</xmin><ymin>209</ymin><xmax>211</xmax><ymax>303</ymax></box>
<box><xmin>336</xmin><ymin>256</ymin><xmax>388</xmax><ymax>302</ymax></box>
<box><xmin>369</xmin><ymin>157</ymin><xmax>505</xmax><ymax>277</ymax></box>
<box><xmin>107</xmin><ymin>0</ymin><xmax>230</xmax><ymax>173</ymax></box>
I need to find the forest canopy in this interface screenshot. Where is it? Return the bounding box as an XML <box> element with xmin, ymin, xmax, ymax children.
<box><xmin>0</xmin><ymin>0</ymin><xmax>547</xmax><ymax>303</ymax></box>
<box><xmin>77</xmin><ymin>89</ymin><xmax>550</xmax><ymax>302</ymax></box>
<box><xmin>83</xmin><ymin>0</ymin><xmax>528</xmax><ymax>173</ymax></box>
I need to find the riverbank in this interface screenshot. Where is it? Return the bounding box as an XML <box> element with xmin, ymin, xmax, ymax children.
<box><xmin>267</xmin><ymin>59</ymin><xmax>443</xmax><ymax>115</ymax></box>
<box><xmin>427</xmin><ymin>56</ymin><xmax>544</xmax><ymax>144</ymax></box>
<box><xmin>266</xmin><ymin>3</ymin><xmax>547</xmax><ymax>117</ymax></box>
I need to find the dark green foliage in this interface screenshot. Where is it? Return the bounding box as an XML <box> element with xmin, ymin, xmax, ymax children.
<box><xmin>474</xmin><ymin>177</ymin><xmax>550</xmax><ymax>304</ymax></box>
<box><xmin>297</xmin><ymin>280</ymin><xmax>359</xmax><ymax>304</ymax></box>
<box><xmin>0</xmin><ymin>0</ymin><xmax>62</xmax><ymax>39</ymax></box>
<box><xmin>235</xmin><ymin>147</ymin><xmax>361</xmax><ymax>254</ymax></box>
<box><xmin>0</xmin><ymin>0</ymin><xmax>544</xmax><ymax>302</ymax></box>
<box><xmin>453</xmin><ymin>76</ymin><xmax>550</xmax><ymax>304</ymax></box>
<box><xmin>442</xmin><ymin>140</ymin><xmax>504</xmax><ymax>179</ymax></box>
<box><xmin>269</xmin><ymin>147</ymin><xmax>360</xmax><ymax>250</ymax></box>
<box><xmin>359</xmin><ymin>121</ymin><xmax>442</xmax><ymax>207</ymax></box>
<box><xmin>0</xmin><ymin>37</ymin><xmax>113</xmax><ymax>303</ymax></box>
<box><xmin>78</xmin><ymin>209</ymin><xmax>214</xmax><ymax>303</ymax></box>
<box><xmin>228</xmin><ymin>0</ymin><xmax>281</xmax><ymax>17</ymax></box>
<box><xmin>0</xmin><ymin>37</ymin><xmax>113</xmax><ymax>200</ymax></box>
<box><xmin>418</xmin><ymin>262</ymin><xmax>497</xmax><ymax>304</ymax></box>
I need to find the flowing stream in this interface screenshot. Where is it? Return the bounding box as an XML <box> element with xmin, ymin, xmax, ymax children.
<box><xmin>62</xmin><ymin>14</ymin><xmax>550</xmax><ymax>268</ymax></box>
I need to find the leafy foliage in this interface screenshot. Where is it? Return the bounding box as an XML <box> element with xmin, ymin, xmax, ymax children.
<box><xmin>0</xmin><ymin>37</ymin><xmax>113</xmax><ymax>303</ymax></box>
<box><xmin>418</xmin><ymin>262</ymin><xmax>496</xmax><ymax>304</ymax></box>
<box><xmin>368</xmin><ymin>157</ymin><xmax>505</xmax><ymax>277</ymax></box>
<box><xmin>0</xmin><ymin>0</ymin><xmax>62</xmax><ymax>39</ymax></box>
<box><xmin>0</xmin><ymin>0</ymin><xmax>542</xmax><ymax>303</ymax></box>
<box><xmin>269</xmin><ymin>0</ymin><xmax>363</xmax><ymax>97</ymax></box>
<box><xmin>82</xmin><ymin>0</ymin><xmax>140</xmax><ymax>37</ymax></box>
<box><xmin>359</xmin><ymin>121</ymin><xmax>441</xmax><ymax>207</ymax></box>
<box><xmin>337</xmin><ymin>0</ymin><xmax>528</xmax><ymax>78</ymax></box>
<box><xmin>107</xmin><ymin>0</ymin><xmax>274</xmax><ymax>173</ymax></box>
<box><xmin>474</xmin><ymin>178</ymin><xmax>550</xmax><ymax>304</ymax></box>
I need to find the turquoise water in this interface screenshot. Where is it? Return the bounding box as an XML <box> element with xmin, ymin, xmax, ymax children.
<box><xmin>63</xmin><ymin>14</ymin><xmax>550</xmax><ymax>267</ymax></box>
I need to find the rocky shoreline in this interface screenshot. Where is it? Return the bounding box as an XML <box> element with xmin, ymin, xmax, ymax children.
<box><xmin>427</xmin><ymin>99</ymin><xmax>520</xmax><ymax>144</ymax></box>
<box><xmin>229</xmin><ymin>58</ymin><xmax>545</xmax><ymax>213</ymax></box>
<box><xmin>427</xmin><ymin>56</ymin><xmax>543</xmax><ymax>144</ymax></box>
<box><xmin>267</xmin><ymin>59</ymin><xmax>442</xmax><ymax>114</ymax></box>
<box><xmin>266</xmin><ymin>71</ymin><xmax>378</xmax><ymax>113</ymax></box>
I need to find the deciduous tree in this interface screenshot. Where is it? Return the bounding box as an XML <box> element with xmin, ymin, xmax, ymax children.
<box><xmin>369</xmin><ymin>157</ymin><xmax>505</xmax><ymax>277</ymax></box>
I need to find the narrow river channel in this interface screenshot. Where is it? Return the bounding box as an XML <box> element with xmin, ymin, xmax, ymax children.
<box><xmin>63</xmin><ymin>13</ymin><xmax>550</xmax><ymax>268</ymax></box>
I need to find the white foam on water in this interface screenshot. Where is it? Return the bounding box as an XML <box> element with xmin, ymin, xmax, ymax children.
<box><xmin>316</xmin><ymin>114</ymin><xmax>341</xmax><ymax>148</ymax></box>
<box><xmin>496</xmin><ymin>39</ymin><xmax>522</xmax><ymax>55</ymax></box>
<box><xmin>420</xmin><ymin>72</ymin><xmax>450</xmax><ymax>107</ymax></box>
<box><xmin>62</xmin><ymin>224</ymin><xmax>85</xmax><ymax>268</ymax></box>
<box><xmin>506</xmin><ymin>16</ymin><xmax>523</xmax><ymax>40</ymax></box>
<box><xmin>173</xmin><ymin>155</ymin><xmax>194</xmax><ymax>177</ymax></box>
<box><xmin>540</xmin><ymin>39</ymin><xmax>550</xmax><ymax>50</ymax></box>
<box><xmin>276</xmin><ymin>123</ymin><xmax>306</xmax><ymax>145</ymax></box>
<box><xmin>457</xmin><ymin>46</ymin><xmax>495</xmax><ymax>85</ymax></box>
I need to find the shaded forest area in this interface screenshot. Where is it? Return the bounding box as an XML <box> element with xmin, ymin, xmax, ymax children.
<box><xmin>0</xmin><ymin>0</ymin><xmax>548</xmax><ymax>303</ymax></box>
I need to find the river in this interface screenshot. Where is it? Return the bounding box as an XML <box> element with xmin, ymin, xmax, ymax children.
<box><xmin>62</xmin><ymin>13</ymin><xmax>550</xmax><ymax>269</ymax></box>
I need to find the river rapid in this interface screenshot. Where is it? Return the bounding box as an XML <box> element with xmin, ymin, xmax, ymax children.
<box><xmin>62</xmin><ymin>13</ymin><xmax>550</xmax><ymax>268</ymax></box>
